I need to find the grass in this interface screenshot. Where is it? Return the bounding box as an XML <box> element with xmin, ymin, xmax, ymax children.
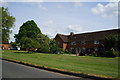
<box><xmin>1</xmin><ymin>50</ymin><xmax>119</xmax><ymax>78</ymax></box>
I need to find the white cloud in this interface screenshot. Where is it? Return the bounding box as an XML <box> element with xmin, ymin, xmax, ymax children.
<box><xmin>42</xmin><ymin>20</ymin><xmax>53</xmax><ymax>27</ymax></box>
<box><xmin>0</xmin><ymin>1</ymin><xmax>2</xmax><ymax>7</ymax></box>
<box><xmin>3</xmin><ymin>0</ymin><xmax>44</xmax><ymax>2</ymax></box>
<box><xmin>91</xmin><ymin>2</ymin><xmax>118</xmax><ymax>17</ymax></box>
<box><xmin>41</xmin><ymin>20</ymin><xmax>55</xmax><ymax>37</ymax></box>
<box><xmin>45</xmin><ymin>31</ymin><xmax>54</xmax><ymax>38</ymax></box>
<box><xmin>105</xmin><ymin>0</ymin><xmax>119</xmax><ymax>2</ymax></box>
<box><xmin>74</xmin><ymin>2</ymin><xmax>82</xmax><ymax>7</ymax></box>
<box><xmin>38</xmin><ymin>4</ymin><xmax>47</xmax><ymax>11</ymax></box>
<box><xmin>21</xmin><ymin>3</ymin><xmax>47</xmax><ymax>11</ymax></box>
<box><xmin>0</xmin><ymin>1</ymin><xmax>8</xmax><ymax>7</ymax></box>
<box><xmin>56</xmin><ymin>5</ymin><xmax>63</xmax><ymax>8</ymax></box>
<box><xmin>2</xmin><ymin>0</ymin><xmax>119</xmax><ymax>2</ymax></box>
<box><xmin>47</xmin><ymin>20</ymin><xmax>53</xmax><ymax>25</ymax></box>
<box><xmin>67</xmin><ymin>25</ymin><xmax>83</xmax><ymax>32</ymax></box>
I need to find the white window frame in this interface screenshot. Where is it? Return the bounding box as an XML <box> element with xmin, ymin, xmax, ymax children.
<box><xmin>94</xmin><ymin>40</ymin><xmax>99</xmax><ymax>44</ymax></box>
<box><xmin>70</xmin><ymin>42</ymin><xmax>76</xmax><ymax>45</ymax></box>
<box><xmin>70</xmin><ymin>48</ymin><xmax>74</xmax><ymax>52</ymax></box>
<box><xmin>94</xmin><ymin>47</ymin><xmax>98</xmax><ymax>51</ymax></box>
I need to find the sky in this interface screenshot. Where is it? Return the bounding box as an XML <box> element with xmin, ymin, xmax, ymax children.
<box><xmin>1</xmin><ymin>1</ymin><xmax>118</xmax><ymax>42</ymax></box>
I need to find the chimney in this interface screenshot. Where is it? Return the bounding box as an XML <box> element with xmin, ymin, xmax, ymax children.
<box><xmin>70</xmin><ymin>32</ymin><xmax>74</xmax><ymax>36</ymax></box>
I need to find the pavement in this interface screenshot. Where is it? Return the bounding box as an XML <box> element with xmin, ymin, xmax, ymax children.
<box><xmin>2</xmin><ymin>60</ymin><xmax>92</xmax><ymax>80</ymax></box>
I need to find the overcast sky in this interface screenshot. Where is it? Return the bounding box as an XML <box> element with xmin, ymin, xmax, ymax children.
<box><xmin>1</xmin><ymin>2</ymin><xmax>118</xmax><ymax>42</ymax></box>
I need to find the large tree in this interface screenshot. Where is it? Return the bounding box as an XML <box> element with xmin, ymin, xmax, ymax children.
<box><xmin>36</xmin><ymin>33</ymin><xmax>50</xmax><ymax>53</ymax></box>
<box><xmin>15</xmin><ymin>20</ymin><xmax>41</xmax><ymax>43</ymax></box>
<box><xmin>1</xmin><ymin>7</ymin><xmax>15</xmax><ymax>42</ymax></box>
<box><xmin>49</xmin><ymin>39</ymin><xmax>60</xmax><ymax>53</ymax></box>
<box><xmin>15</xmin><ymin>20</ymin><xmax>41</xmax><ymax>49</ymax></box>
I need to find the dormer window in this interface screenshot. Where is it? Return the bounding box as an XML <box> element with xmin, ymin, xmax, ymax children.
<box><xmin>94</xmin><ymin>40</ymin><xmax>99</xmax><ymax>44</ymax></box>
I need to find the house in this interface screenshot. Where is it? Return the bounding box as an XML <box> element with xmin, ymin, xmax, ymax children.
<box><xmin>0</xmin><ymin>41</ymin><xmax>10</xmax><ymax>50</ymax></box>
<box><xmin>54</xmin><ymin>29</ymin><xmax>119</xmax><ymax>55</ymax></box>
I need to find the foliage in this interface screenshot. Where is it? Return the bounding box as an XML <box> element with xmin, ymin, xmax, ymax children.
<box><xmin>10</xmin><ymin>41</ymin><xmax>19</xmax><ymax>47</ymax></box>
<box><xmin>14</xmin><ymin>20</ymin><xmax>42</xmax><ymax>50</ymax></box>
<box><xmin>49</xmin><ymin>39</ymin><xmax>60</xmax><ymax>53</ymax></box>
<box><xmin>38</xmin><ymin>44</ymin><xmax>50</xmax><ymax>53</ymax></box>
<box><xmin>1</xmin><ymin>7</ymin><xmax>15</xmax><ymax>42</ymax></box>
<box><xmin>15</xmin><ymin>20</ymin><xmax>41</xmax><ymax>43</ymax></box>
<box><xmin>104</xmin><ymin>48</ymin><xmax>119</xmax><ymax>57</ymax></box>
<box><xmin>104</xmin><ymin>35</ymin><xmax>120</xmax><ymax>51</ymax></box>
<box><xmin>20</xmin><ymin>37</ymin><xmax>40</xmax><ymax>49</ymax></box>
<box><xmin>63</xmin><ymin>49</ymin><xmax>69</xmax><ymax>53</ymax></box>
<box><xmin>90</xmin><ymin>53</ymin><xmax>98</xmax><ymax>57</ymax></box>
<box><xmin>37</xmin><ymin>33</ymin><xmax>50</xmax><ymax>53</ymax></box>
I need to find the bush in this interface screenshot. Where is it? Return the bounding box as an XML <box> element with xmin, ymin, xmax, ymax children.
<box><xmin>90</xmin><ymin>53</ymin><xmax>98</xmax><ymax>57</ymax></box>
<box><xmin>104</xmin><ymin>48</ymin><xmax>118</xmax><ymax>57</ymax></box>
<box><xmin>62</xmin><ymin>49</ymin><xmax>69</xmax><ymax>54</ymax></box>
<box><xmin>64</xmin><ymin>49</ymin><xmax>69</xmax><ymax>53</ymax></box>
<box><xmin>38</xmin><ymin>44</ymin><xmax>50</xmax><ymax>53</ymax></box>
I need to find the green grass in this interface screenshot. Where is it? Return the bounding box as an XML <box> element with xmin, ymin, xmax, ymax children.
<box><xmin>1</xmin><ymin>50</ymin><xmax>119</xmax><ymax>78</ymax></box>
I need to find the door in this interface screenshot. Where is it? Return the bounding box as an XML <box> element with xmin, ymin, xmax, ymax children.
<box><xmin>76</xmin><ymin>48</ymin><xmax>81</xmax><ymax>53</ymax></box>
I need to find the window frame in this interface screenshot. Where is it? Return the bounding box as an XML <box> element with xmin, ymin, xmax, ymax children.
<box><xmin>94</xmin><ymin>40</ymin><xmax>99</xmax><ymax>44</ymax></box>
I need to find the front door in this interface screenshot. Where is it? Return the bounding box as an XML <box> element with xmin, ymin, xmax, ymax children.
<box><xmin>76</xmin><ymin>48</ymin><xmax>81</xmax><ymax>53</ymax></box>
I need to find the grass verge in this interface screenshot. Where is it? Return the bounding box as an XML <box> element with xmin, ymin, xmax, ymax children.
<box><xmin>2</xmin><ymin>50</ymin><xmax>119</xmax><ymax>79</ymax></box>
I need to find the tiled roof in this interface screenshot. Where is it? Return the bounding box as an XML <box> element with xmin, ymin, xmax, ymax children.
<box><xmin>57</xmin><ymin>29</ymin><xmax>119</xmax><ymax>42</ymax></box>
<box><xmin>57</xmin><ymin>34</ymin><xmax>68</xmax><ymax>42</ymax></box>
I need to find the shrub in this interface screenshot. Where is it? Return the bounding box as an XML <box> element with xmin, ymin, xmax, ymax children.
<box><xmin>65</xmin><ymin>50</ymin><xmax>69</xmax><ymax>53</ymax></box>
<box><xmin>90</xmin><ymin>53</ymin><xmax>98</xmax><ymax>57</ymax></box>
<box><xmin>38</xmin><ymin>44</ymin><xmax>50</xmax><ymax>53</ymax></box>
<box><xmin>104</xmin><ymin>48</ymin><xmax>118</xmax><ymax>57</ymax></box>
<box><xmin>61</xmin><ymin>49</ymin><xmax>69</xmax><ymax>54</ymax></box>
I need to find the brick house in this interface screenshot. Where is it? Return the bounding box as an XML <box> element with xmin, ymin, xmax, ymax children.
<box><xmin>55</xmin><ymin>29</ymin><xmax>119</xmax><ymax>55</ymax></box>
<box><xmin>0</xmin><ymin>41</ymin><xmax>10</xmax><ymax>50</ymax></box>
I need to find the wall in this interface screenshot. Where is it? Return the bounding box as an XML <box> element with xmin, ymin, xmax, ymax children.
<box><xmin>0</xmin><ymin>44</ymin><xmax>10</xmax><ymax>50</ymax></box>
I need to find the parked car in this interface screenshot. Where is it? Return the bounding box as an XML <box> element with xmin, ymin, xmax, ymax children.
<box><xmin>10</xmin><ymin>47</ymin><xmax>18</xmax><ymax>50</ymax></box>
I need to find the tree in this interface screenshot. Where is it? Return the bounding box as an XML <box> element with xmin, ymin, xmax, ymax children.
<box><xmin>15</xmin><ymin>20</ymin><xmax>42</xmax><ymax>50</ymax></box>
<box><xmin>37</xmin><ymin>33</ymin><xmax>50</xmax><ymax>53</ymax></box>
<box><xmin>10</xmin><ymin>41</ymin><xmax>19</xmax><ymax>47</ymax></box>
<box><xmin>20</xmin><ymin>37</ymin><xmax>40</xmax><ymax>49</ymax></box>
<box><xmin>49</xmin><ymin>39</ymin><xmax>60</xmax><ymax>53</ymax></box>
<box><xmin>15</xmin><ymin>20</ymin><xmax>41</xmax><ymax>43</ymax></box>
<box><xmin>1</xmin><ymin>7</ymin><xmax>15</xmax><ymax>42</ymax></box>
<box><xmin>104</xmin><ymin>34</ymin><xmax>120</xmax><ymax>51</ymax></box>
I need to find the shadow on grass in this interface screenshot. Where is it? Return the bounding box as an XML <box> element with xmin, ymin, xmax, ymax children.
<box><xmin>14</xmin><ymin>51</ymin><xmax>35</xmax><ymax>54</ymax></box>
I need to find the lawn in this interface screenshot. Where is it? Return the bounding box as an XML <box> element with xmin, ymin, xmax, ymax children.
<box><xmin>1</xmin><ymin>50</ymin><xmax>119</xmax><ymax>78</ymax></box>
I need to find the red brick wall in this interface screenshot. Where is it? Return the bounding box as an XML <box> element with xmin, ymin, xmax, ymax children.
<box><xmin>63</xmin><ymin>43</ymin><xmax>67</xmax><ymax>50</ymax></box>
<box><xmin>55</xmin><ymin>35</ymin><xmax>68</xmax><ymax>50</ymax></box>
<box><xmin>67</xmin><ymin>40</ymin><xmax>104</xmax><ymax>53</ymax></box>
<box><xmin>55</xmin><ymin>35</ymin><xmax>64</xmax><ymax>48</ymax></box>
<box><xmin>0</xmin><ymin>44</ymin><xmax>10</xmax><ymax>50</ymax></box>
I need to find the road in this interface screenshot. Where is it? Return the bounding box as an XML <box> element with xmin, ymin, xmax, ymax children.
<box><xmin>2</xmin><ymin>60</ymin><xmax>92</xmax><ymax>79</ymax></box>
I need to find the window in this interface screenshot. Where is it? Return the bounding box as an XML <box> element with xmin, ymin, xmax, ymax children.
<box><xmin>57</xmin><ymin>41</ymin><xmax>60</xmax><ymax>44</ymax></box>
<box><xmin>81</xmin><ymin>40</ymin><xmax>86</xmax><ymax>44</ymax></box>
<box><xmin>76</xmin><ymin>48</ymin><xmax>81</xmax><ymax>53</ymax></box>
<box><xmin>70</xmin><ymin>48</ymin><xmax>74</xmax><ymax>52</ymax></box>
<box><xmin>94</xmin><ymin>40</ymin><xmax>99</xmax><ymax>44</ymax></box>
<box><xmin>70</xmin><ymin>42</ymin><xmax>76</xmax><ymax>45</ymax></box>
<box><xmin>94</xmin><ymin>47</ymin><xmax>98</xmax><ymax>51</ymax></box>
<box><xmin>82</xmin><ymin>48</ymin><xmax>86</xmax><ymax>52</ymax></box>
